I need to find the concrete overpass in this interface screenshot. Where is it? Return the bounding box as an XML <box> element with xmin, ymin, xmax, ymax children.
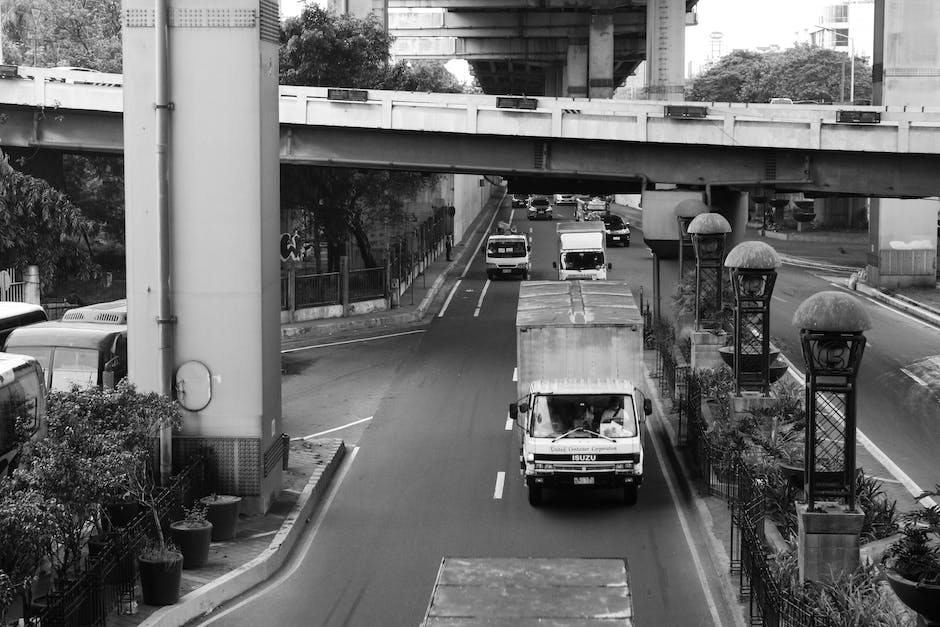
<box><xmin>367</xmin><ymin>0</ymin><xmax>697</xmax><ymax>99</ymax></box>
<box><xmin>1</xmin><ymin>66</ymin><xmax>939</xmax><ymax>199</ymax></box>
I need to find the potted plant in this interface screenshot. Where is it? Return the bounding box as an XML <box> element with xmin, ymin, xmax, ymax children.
<box><xmin>170</xmin><ymin>502</ymin><xmax>213</xmax><ymax>569</ymax></box>
<box><xmin>199</xmin><ymin>493</ymin><xmax>242</xmax><ymax>541</ymax></box>
<box><xmin>883</xmin><ymin>486</ymin><xmax>940</xmax><ymax>623</ymax></box>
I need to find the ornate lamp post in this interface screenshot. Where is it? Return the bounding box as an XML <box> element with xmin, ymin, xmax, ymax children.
<box><xmin>792</xmin><ymin>291</ymin><xmax>870</xmax><ymax>584</ymax></box>
<box><xmin>674</xmin><ymin>199</ymin><xmax>710</xmax><ymax>282</ymax></box>
<box><xmin>723</xmin><ymin>241</ymin><xmax>782</xmax><ymax>395</ymax></box>
<box><xmin>687</xmin><ymin>213</ymin><xmax>732</xmax><ymax>331</ymax></box>
<box><xmin>792</xmin><ymin>291</ymin><xmax>871</xmax><ymax>512</ymax></box>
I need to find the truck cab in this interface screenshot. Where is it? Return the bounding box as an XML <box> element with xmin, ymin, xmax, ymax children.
<box><xmin>0</xmin><ymin>352</ymin><xmax>47</xmax><ymax>476</ymax></box>
<box><xmin>553</xmin><ymin>221</ymin><xmax>611</xmax><ymax>280</ymax></box>
<box><xmin>485</xmin><ymin>232</ymin><xmax>531</xmax><ymax>280</ymax></box>
<box><xmin>511</xmin><ymin>379</ymin><xmax>650</xmax><ymax>506</ymax></box>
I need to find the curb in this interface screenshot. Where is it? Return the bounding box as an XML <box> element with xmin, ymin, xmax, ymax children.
<box><xmin>140</xmin><ymin>440</ymin><xmax>347</xmax><ymax>627</ymax></box>
<box><xmin>849</xmin><ymin>280</ymin><xmax>940</xmax><ymax>328</ymax></box>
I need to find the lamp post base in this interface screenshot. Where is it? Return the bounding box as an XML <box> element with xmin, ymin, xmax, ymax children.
<box><xmin>797</xmin><ymin>501</ymin><xmax>864</xmax><ymax>584</ymax></box>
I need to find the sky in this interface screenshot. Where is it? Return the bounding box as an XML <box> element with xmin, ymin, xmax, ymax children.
<box><xmin>279</xmin><ymin>0</ymin><xmax>830</xmax><ymax>80</ymax></box>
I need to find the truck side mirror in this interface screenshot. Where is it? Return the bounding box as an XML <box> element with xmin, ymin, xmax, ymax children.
<box><xmin>509</xmin><ymin>403</ymin><xmax>518</xmax><ymax>420</ymax></box>
<box><xmin>607</xmin><ymin>263</ymin><xmax>613</xmax><ymax>270</ymax></box>
<box><xmin>644</xmin><ymin>399</ymin><xmax>652</xmax><ymax>415</ymax></box>
<box><xmin>552</xmin><ymin>261</ymin><xmax>557</xmax><ymax>269</ymax></box>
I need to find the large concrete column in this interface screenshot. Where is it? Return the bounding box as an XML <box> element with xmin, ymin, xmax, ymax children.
<box><xmin>122</xmin><ymin>0</ymin><xmax>282</xmax><ymax>513</ymax></box>
<box><xmin>566</xmin><ymin>42</ymin><xmax>588</xmax><ymax>98</ymax></box>
<box><xmin>588</xmin><ymin>12</ymin><xmax>615</xmax><ymax>99</ymax></box>
<box><xmin>644</xmin><ymin>0</ymin><xmax>686</xmax><ymax>101</ymax></box>
<box><xmin>867</xmin><ymin>0</ymin><xmax>940</xmax><ymax>288</ymax></box>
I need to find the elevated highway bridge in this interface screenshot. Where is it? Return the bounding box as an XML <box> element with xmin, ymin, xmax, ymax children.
<box><xmin>1</xmin><ymin>66</ymin><xmax>939</xmax><ymax>198</ymax></box>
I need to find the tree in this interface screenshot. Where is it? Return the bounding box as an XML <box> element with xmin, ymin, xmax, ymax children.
<box><xmin>0</xmin><ymin>150</ymin><xmax>98</xmax><ymax>292</ymax></box>
<box><xmin>0</xmin><ymin>0</ymin><xmax>122</xmax><ymax>72</ymax></box>
<box><xmin>688</xmin><ymin>43</ymin><xmax>872</xmax><ymax>105</ymax></box>
<box><xmin>279</xmin><ymin>5</ymin><xmax>464</xmax><ymax>268</ymax></box>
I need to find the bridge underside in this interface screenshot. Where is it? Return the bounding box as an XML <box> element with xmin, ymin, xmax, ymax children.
<box><xmin>1</xmin><ymin>105</ymin><xmax>937</xmax><ymax>198</ymax></box>
<box><xmin>468</xmin><ymin>58</ymin><xmax>642</xmax><ymax>96</ymax></box>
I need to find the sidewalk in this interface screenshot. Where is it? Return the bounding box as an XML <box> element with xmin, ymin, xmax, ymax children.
<box><xmin>129</xmin><ymin>197</ymin><xmax>935</xmax><ymax>627</ymax></box>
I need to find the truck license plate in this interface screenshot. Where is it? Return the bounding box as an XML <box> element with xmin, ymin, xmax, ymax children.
<box><xmin>574</xmin><ymin>477</ymin><xmax>594</xmax><ymax>485</ymax></box>
<box><xmin>502</xmin><ymin>269</ymin><xmax>511</xmax><ymax>273</ymax></box>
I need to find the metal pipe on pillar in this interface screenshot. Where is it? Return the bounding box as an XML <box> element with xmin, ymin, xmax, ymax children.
<box><xmin>155</xmin><ymin>0</ymin><xmax>175</xmax><ymax>486</ymax></box>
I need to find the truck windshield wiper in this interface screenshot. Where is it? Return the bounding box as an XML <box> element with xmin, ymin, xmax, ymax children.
<box><xmin>553</xmin><ymin>427</ymin><xmax>614</xmax><ymax>442</ymax></box>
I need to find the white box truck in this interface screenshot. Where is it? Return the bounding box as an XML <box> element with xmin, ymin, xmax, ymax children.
<box><xmin>509</xmin><ymin>281</ymin><xmax>650</xmax><ymax>506</ymax></box>
<box><xmin>484</xmin><ymin>232</ymin><xmax>531</xmax><ymax>280</ymax></box>
<box><xmin>552</xmin><ymin>221</ymin><xmax>610</xmax><ymax>281</ymax></box>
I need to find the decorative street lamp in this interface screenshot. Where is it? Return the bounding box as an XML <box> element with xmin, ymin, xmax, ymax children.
<box><xmin>793</xmin><ymin>291</ymin><xmax>871</xmax><ymax>512</ymax></box>
<box><xmin>674</xmin><ymin>198</ymin><xmax>710</xmax><ymax>282</ymax></box>
<box><xmin>687</xmin><ymin>212</ymin><xmax>732</xmax><ymax>331</ymax></box>
<box><xmin>723</xmin><ymin>241</ymin><xmax>782</xmax><ymax>395</ymax></box>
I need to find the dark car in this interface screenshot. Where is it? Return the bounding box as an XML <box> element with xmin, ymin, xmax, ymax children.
<box><xmin>527</xmin><ymin>196</ymin><xmax>553</xmax><ymax>220</ymax></box>
<box><xmin>601</xmin><ymin>214</ymin><xmax>630</xmax><ymax>247</ymax></box>
<box><xmin>511</xmin><ymin>194</ymin><xmax>528</xmax><ymax>208</ymax></box>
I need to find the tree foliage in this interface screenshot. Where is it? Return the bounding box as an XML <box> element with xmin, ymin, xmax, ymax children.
<box><xmin>0</xmin><ymin>150</ymin><xmax>98</xmax><ymax>291</ymax></box>
<box><xmin>0</xmin><ymin>0</ymin><xmax>122</xmax><ymax>72</ymax></box>
<box><xmin>279</xmin><ymin>5</ymin><xmax>465</xmax><ymax>267</ymax></box>
<box><xmin>688</xmin><ymin>43</ymin><xmax>872</xmax><ymax>105</ymax></box>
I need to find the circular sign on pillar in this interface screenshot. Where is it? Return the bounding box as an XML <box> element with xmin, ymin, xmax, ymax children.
<box><xmin>447</xmin><ymin>206</ymin><xmax>456</xmax><ymax>217</ymax></box>
<box><xmin>175</xmin><ymin>360</ymin><xmax>212</xmax><ymax>412</ymax></box>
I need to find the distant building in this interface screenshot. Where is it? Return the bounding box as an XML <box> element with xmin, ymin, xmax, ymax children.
<box><xmin>808</xmin><ymin>1</ymin><xmax>874</xmax><ymax>63</ymax></box>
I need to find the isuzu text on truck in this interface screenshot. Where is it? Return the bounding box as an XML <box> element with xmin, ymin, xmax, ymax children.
<box><xmin>509</xmin><ymin>281</ymin><xmax>650</xmax><ymax>506</ymax></box>
<box><xmin>552</xmin><ymin>221</ymin><xmax>611</xmax><ymax>280</ymax></box>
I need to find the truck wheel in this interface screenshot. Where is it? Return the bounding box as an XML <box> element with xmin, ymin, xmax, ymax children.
<box><xmin>624</xmin><ymin>485</ymin><xmax>638</xmax><ymax>506</ymax></box>
<box><xmin>522</xmin><ymin>271</ymin><xmax>529</xmax><ymax>280</ymax></box>
<box><xmin>624</xmin><ymin>241</ymin><xmax>630</xmax><ymax>248</ymax></box>
<box><xmin>528</xmin><ymin>486</ymin><xmax>543</xmax><ymax>506</ymax></box>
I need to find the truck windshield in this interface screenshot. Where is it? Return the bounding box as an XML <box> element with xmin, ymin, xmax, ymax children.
<box><xmin>487</xmin><ymin>241</ymin><xmax>527</xmax><ymax>257</ymax></box>
<box><xmin>529</xmin><ymin>394</ymin><xmax>636</xmax><ymax>438</ymax></box>
<box><xmin>0</xmin><ymin>362</ymin><xmax>43</xmax><ymax>457</ymax></box>
<box><xmin>562</xmin><ymin>251</ymin><xmax>604</xmax><ymax>270</ymax></box>
<box><xmin>50</xmin><ymin>348</ymin><xmax>99</xmax><ymax>391</ymax></box>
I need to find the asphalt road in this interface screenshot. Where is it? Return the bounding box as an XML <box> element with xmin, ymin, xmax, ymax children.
<box><xmin>200</xmin><ymin>200</ymin><xmax>739</xmax><ymax>626</ymax></box>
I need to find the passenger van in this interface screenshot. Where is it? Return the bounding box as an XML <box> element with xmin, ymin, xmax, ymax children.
<box><xmin>0</xmin><ymin>302</ymin><xmax>48</xmax><ymax>346</ymax></box>
<box><xmin>2</xmin><ymin>300</ymin><xmax>127</xmax><ymax>391</ymax></box>
<box><xmin>0</xmin><ymin>351</ymin><xmax>47</xmax><ymax>476</ymax></box>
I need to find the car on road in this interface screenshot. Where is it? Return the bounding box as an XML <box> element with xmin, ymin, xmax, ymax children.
<box><xmin>554</xmin><ymin>194</ymin><xmax>577</xmax><ymax>205</ymax></box>
<box><xmin>511</xmin><ymin>194</ymin><xmax>528</xmax><ymax>208</ymax></box>
<box><xmin>527</xmin><ymin>195</ymin><xmax>553</xmax><ymax>220</ymax></box>
<box><xmin>601</xmin><ymin>214</ymin><xmax>630</xmax><ymax>247</ymax></box>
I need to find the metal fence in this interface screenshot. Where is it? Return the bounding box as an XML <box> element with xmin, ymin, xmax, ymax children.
<box><xmin>647</xmin><ymin>332</ymin><xmax>831</xmax><ymax>627</ymax></box>
<box><xmin>29</xmin><ymin>456</ymin><xmax>206</xmax><ymax>626</ymax></box>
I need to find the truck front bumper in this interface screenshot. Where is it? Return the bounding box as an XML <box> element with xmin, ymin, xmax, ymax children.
<box><xmin>525</xmin><ymin>473</ymin><xmax>642</xmax><ymax>489</ymax></box>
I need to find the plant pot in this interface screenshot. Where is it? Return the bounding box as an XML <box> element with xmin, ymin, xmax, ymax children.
<box><xmin>718</xmin><ymin>346</ymin><xmax>781</xmax><ymax>372</ymax></box>
<box><xmin>777</xmin><ymin>462</ymin><xmax>844</xmax><ymax>491</ymax></box>
<box><xmin>138</xmin><ymin>551</ymin><xmax>183</xmax><ymax>606</ymax></box>
<box><xmin>199</xmin><ymin>495</ymin><xmax>242</xmax><ymax>541</ymax></box>
<box><xmin>885</xmin><ymin>569</ymin><xmax>940</xmax><ymax>623</ymax></box>
<box><xmin>105</xmin><ymin>498</ymin><xmax>140</xmax><ymax>529</ymax></box>
<box><xmin>87</xmin><ymin>532</ymin><xmax>137</xmax><ymax>584</ymax></box>
<box><xmin>793</xmin><ymin>212</ymin><xmax>816</xmax><ymax>223</ymax></box>
<box><xmin>170</xmin><ymin>521</ymin><xmax>213</xmax><ymax>569</ymax></box>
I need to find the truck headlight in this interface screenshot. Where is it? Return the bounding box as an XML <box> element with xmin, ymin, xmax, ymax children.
<box><xmin>526</xmin><ymin>452</ymin><xmax>535</xmax><ymax>463</ymax></box>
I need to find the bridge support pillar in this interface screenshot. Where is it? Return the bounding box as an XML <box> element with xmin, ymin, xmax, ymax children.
<box><xmin>122</xmin><ymin>0</ymin><xmax>283</xmax><ymax>513</ymax></box>
<box><xmin>644</xmin><ymin>0</ymin><xmax>686</xmax><ymax>101</ymax></box>
<box><xmin>588</xmin><ymin>12</ymin><xmax>615</xmax><ymax>99</ymax></box>
<box><xmin>866</xmin><ymin>0</ymin><xmax>939</xmax><ymax>288</ymax></box>
<box><xmin>565</xmin><ymin>42</ymin><xmax>588</xmax><ymax>98</ymax></box>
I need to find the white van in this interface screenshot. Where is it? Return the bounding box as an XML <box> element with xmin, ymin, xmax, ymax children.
<box><xmin>485</xmin><ymin>233</ymin><xmax>531</xmax><ymax>280</ymax></box>
<box><xmin>0</xmin><ymin>352</ymin><xmax>47</xmax><ymax>476</ymax></box>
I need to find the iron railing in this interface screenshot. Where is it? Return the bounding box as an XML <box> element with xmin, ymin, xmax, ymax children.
<box><xmin>29</xmin><ymin>456</ymin><xmax>206</xmax><ymax>626</ymax></box>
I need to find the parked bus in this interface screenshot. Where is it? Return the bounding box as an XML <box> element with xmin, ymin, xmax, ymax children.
<box><xmin>0</xmin><ymin>351</ymin><xmax>47</xmax><ymax>476</ymax></box>
<box><xmin>0</xmin><ymin>302</ymin><xmax>48</xmax><ymax>346</ymax></box>
<box><xmin>2</xmin><ymin>300</ymin><xmax>127</xmax><ymax>391</ymax></box>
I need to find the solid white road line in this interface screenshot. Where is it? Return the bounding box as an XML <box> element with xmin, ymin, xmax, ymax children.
<box><xmin>828</xmin><ymin>281</ymin><xmax>936</xmax><ymax>330</ymax></box>
<box><xmin>900</xmin><ymin>367</ymin><xmax>929</xmax><ymax>388</ymax></box>
<box><xmin>645</xmin><ymin>393</ymin><xmax>726</xmax><ymax>627</ymax></box>
<box><xmin>772</xmin><ymin>295</ymin><xmax>787</xmax><ymax>303</ymax></box>
<box><xmin>281</xmin><ymin>329</ymin><xmax>426</xmax><ymax>353</ymax></box>
<box><xmin>780</xmin><ymin>354</ymin><xmax>937</xmax><ymax>509</ymax></box>
<box><xmin>294</xmin><ymin>416</ymin><xmax>373</xmax><ymax>441</ymax></box>
<box><xmin>438</xmin><ymin>279</ymin><xmax>462</xmax><ymax>318</ymax></box>
<box><xmin>509</xmin><ymin>209</ymin><xmax>515</xmax><ymax>224</ymax></box>
<box><xmin>198</xmin><ymin>447</ymin><xmax>361</xmax><ymax>625</ymax></box>
<box><xmin>505</xmin><ymin>414</ymin><xmax>514</xmax><ymax>431</ymax></box>
<box><xmin>512</xmin><ymin>367</ymin><xmax>518</xmax><ymax>382</ymax></box>
<box><xmin>493</xmin><ymin>472</ymin><xmax>506</xmax><ymax>499</ymax></box>
<box><xmin>473</xmin><ymin>279</ymin><xmax>491</xmax><ymax>317</ymax></box>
